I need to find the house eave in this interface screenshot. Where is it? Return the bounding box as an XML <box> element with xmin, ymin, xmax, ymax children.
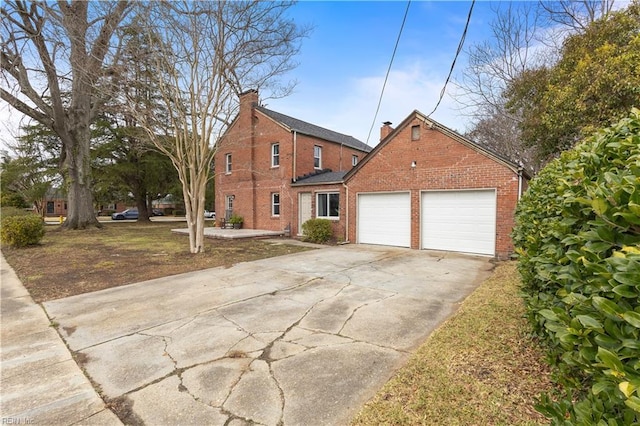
<box><xmin>291</xmin><ymin>179</ymin><xmax>345</xmax><ymax>187</ymax></box>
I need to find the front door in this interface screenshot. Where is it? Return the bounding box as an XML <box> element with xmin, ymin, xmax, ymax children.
<box><xmin>298</xmin><ymin>192</ymin><xmax>312</xmax><ymax>236</ymax></box>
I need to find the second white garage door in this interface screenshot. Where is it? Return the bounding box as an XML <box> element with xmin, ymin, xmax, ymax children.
<box><xmin>357</xmin><ymin>192</ymin><xmax>411</xmax><ymax>247</ymax></box>
<box><xmin>421</xmin><ymin>190</ymin><xmax>496</xmax><ymax>255</ymax></box>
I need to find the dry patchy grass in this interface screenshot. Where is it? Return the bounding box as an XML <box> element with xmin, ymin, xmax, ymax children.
<box><xmin>2</xmin><ymin>222</ymin><xmax>313</xmax><ymax>303</ymax></box>
<box><xmin>351</xmin><ymin>262</ymin><xmax>553</xmax><ymax>426</ymax></box>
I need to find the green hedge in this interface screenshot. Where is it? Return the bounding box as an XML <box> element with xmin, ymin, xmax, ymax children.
<box><xmin>512</xmin><ymin>109</ymin><xmax>640</xmax><ymax>424</ymax></box>
<box><xmin>301</xmin><ymin>218</ymin><xmax>333</xmax><ymax>244</ymax></box>
<box><xmin>1</xmin><ymin>213</ymin><xmax>45</xmax><ymax>248</ymax></box>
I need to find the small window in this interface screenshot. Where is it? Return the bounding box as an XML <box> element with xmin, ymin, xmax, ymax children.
<box><xmin>225</xmin><ymin>195</ymin><xmax>234</xmax><ymax>211</ymax></box>
<box><xmin>272</xmin><ymin>193</ymin><xmax>280</xmax><ymax>216</ymax></box>
<box><xmin>352</xmin><ymin>155</ymin><xmax>358</xmax><ymax>166</ymax></box>
<box><xmin>271</xmin><ymin>143</ymin><xmax>280</xmax><ymax>167</ymax></box>
<box><xmin>317</xmin><ymin>192</ymin><xmax>339</xmax><ymax>219</ymax></box>
<box><xmin>225</xmin><ymin>153</ymin><xmax>232</xmax><ymax>173</ymax></box>
<box><xmin>411</xmin><ymin>125</ymin><xmax>420</xmax><ymax>141</ymax></box>
<box><xmin>314</xmin><ymin>145</ymin><xmax>322</xmax><ymax>169</ymax></box>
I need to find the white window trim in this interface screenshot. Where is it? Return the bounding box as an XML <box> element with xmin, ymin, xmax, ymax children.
<box><xmin>316</xmin><ymin>192</ymin><xmax>339</xmax><ymax>220</ymax></box>
<box><xmin>272</xmin><ymin>192</ymin><xmax>280</xmax><ymax>217</ymax></box>
<box><xmin>271</xmin><ymin>143</ymin><xmax>280</xmax><ymax>168</ymax></box>
<box><xmin>314</xmin><ymin>145</ymin><xmax>322</xmax><ymax>169</ymax></box>
<box><xmin>352</xmin><ymin>155</ymin><xmax>358</xmax><ymax>166</ymax></box>
<box><xmin>225</xmin><ymin>153</ymin><xmax>232</xmax><ymax>174</ymax></box>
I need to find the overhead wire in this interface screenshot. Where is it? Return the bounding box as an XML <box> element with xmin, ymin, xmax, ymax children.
<box><xmin>365</xmin><ymin>0</ymin><xmax>411</xmax><ymax>146</ymax></box>
<box><xmin>426</xmin><ymin>0</ymin><xmax>476</xmax><ymax>118</ymax></box>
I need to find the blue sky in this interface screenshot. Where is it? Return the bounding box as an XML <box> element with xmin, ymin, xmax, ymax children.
<box><xmin>0</xmin><ymin>1</ymin><xmax>495</xmax><ymax>149</ymax></box>
<box><xmin>264</xmin><ymin>0</ymin><xmax>496</xmax><ymax>146</ymax></box>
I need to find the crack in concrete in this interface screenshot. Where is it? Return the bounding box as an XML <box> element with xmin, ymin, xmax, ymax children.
<box><xmin>57</xmin><ymin>249</ymin><xmax>421</xmax><ymax>425</ymax></box>
<box><xmin>336</xmin><ymin>292</ymin><xmax>397</xmax><ymax>336</ymax></box>
<box><xmin>267</xmin><ymin>360</ymin><xmax>285</xmax><ymax>426</ymax></box>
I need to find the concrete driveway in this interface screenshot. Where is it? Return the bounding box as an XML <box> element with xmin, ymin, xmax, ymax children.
<box><xmin>43</xmin><ymin>244</ymin><xmax>492</xmax><ymax>425</ymax></box>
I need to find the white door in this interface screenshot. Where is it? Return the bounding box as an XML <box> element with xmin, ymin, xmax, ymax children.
<box><xmin>298</xmin><ymin>192</ymin><xmax>312</xmax><ymax>236</ymax></box>
<box><xmin>357</xmin><ymin>192</ymin><xmax>411</xmax><ymax>247</ymax></box>
<box><xmin>421</xmin><ymin>190</ymin><xmax>496</xmax><ymax>255</ymax></box>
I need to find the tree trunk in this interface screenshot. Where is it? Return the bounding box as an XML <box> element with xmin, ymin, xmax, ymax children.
<box><xmin>135</xmin><ymin>188</ymin><xmax>151</xmax><ymax>222</ymax></box>
<box><xmin>61</xmin><ymin>121</ymin><xmax>100</xmax><ymax>230</ymax></box>
<box><xmin>61</xmin><ymin>156</ymin><xmax>101</xmax><ymax>229</ymax></box>
<box><xmin>182</xmin><ymin>175</ymin><xmax>207</xmax><ymax>254</ymax></box>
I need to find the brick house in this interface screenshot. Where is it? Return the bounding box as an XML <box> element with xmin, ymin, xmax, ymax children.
<box><xmin>214</xmin><ymin>90</ymin><xmax>372</xmax><ymax>234</ymax></box>
<box><xmin>216</xmin><ymin>92</ymin><xmax>526</xmax><ymax>259</ymax></box>
<box><xmin>342</xmin><ymin>111</ymin><xmax>527</xmax><ymax>259</ymax></box>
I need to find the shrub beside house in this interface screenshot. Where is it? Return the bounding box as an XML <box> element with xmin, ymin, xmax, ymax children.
<box><xmin>512</xmin><ymin>110</ymin><xmax>640</xmax><ymax>423</ymax></box>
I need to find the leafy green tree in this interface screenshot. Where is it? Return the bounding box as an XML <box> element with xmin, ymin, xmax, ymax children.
<box><xmin>506</xmin><ymin>3</ymin><xmax>640</xmax><ymax>161</ymax></box>
<box><xmin>90</xmin><ymin>25</ymin><xmax>180</xmax><ymax>221</ymax></box>
<box><xmin>0</xmin><ymin>124</ymin><xmax>61</xmax><ymax>216</ymax></box>
<box><xmin>92</xmin><ymin>119</ymin><xmax>179</xmax><ymax>221</ymax></box>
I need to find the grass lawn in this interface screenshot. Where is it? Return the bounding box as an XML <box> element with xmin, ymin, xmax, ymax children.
<box><xmin>351</xmin><ymin>262</ymin><xmax>554</xmax><ymax>425</ymax></box>
<box><xmin>1</xmin><ymin>222</ymin><xmax>313</xmax><ymax>303</ymax></box>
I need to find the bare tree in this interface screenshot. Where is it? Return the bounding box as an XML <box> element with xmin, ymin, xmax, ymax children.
<box><xmin>455</xmin><ymin>0</ymin><xmax>617</xmax><ymax>169</ymax></box>
<box><xmin>129</xmin><ymin>1</ymin><xmax>308</xmax><ymax>253</ymax></box>
<box><xmin>540</xmin><ymin>0</ymin><xmax>616</xmax><ymax>33</ymax></box>
<box><xmin>1</xmin><ymin>1</ymin><xmax>133</xmax><ymax>229</ymax></box>
<box><xmin>456</xmin><ymin>2</ymin><xmax>544</xmax><ymax>119</ymax></box>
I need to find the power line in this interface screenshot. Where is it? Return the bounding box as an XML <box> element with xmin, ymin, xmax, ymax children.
<box><xmin>427</xmin><ymin>0</ymin><xmax>475</xmax><ymax>118</ymax></box>
<box><xmin>365</xmin><ymin>1</ymin><xmax>411</xmax><ymax>145</ymax></box>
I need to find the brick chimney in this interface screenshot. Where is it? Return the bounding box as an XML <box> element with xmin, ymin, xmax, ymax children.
<box><xmin>239</xmin><ymin>89</ymin><xmax>259</xmax><ymax>113</ymax></box>
<box><xmin>380</xmin><ymin>121</ymin><xmax>394</xmax><ymax>140</ymax></box>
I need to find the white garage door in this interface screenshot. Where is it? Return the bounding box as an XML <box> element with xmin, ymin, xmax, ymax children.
<box><xmin>421</xmin><ymin>190</ymin><xmax>496</xmax><ymax>255</ymax></box>
<box><xmin>358</xmin><ymin>192</ymin><xmax>411</xmax><ymax>247</ymax></box>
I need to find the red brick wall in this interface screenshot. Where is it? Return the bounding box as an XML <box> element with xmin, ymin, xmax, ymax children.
<box><xmin>290</xmin><ymin>184</ymin><xmax>346</xmax><ymax>239</ymax></box>
<box><xmin>294</xmin><ymin>134</ymin><xmax>364</xmax><ymax>176</ymax></box>
<box><xmin>345</xmin><ymin>117</ymin><xmax>521</xmax><ymax>259</ymax></box>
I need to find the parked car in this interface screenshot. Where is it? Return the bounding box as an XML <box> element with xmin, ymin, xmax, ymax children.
<box><xmin>204</xmin><ymin>210</ymin><xmax>216</xmax><ymax>219</ymax></box>
<box><xmin>111</xmin><ymin>208</ymin><xmax>139</xmax><ymax>220</ymax></box>
<box><xmin>152</xmin><ymin>209</ymin><xmax>164</xmax><ymax>216</ymax></box>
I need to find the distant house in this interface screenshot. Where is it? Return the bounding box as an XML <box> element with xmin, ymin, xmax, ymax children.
<box><xmin>43</xmin><ymin>189</ymin><xmax>67</xmax><ymax>217</ymax></box>
<box><xmin>214</xmin><ymin>89</ymin><xmax>371</xmax><ymax>233</ymax></box>
<box><xmin>216</xmin><ymin>91</ymin><xmax>528</xmax><ymax>259</ymax></box>
<box><xmin>43</xmin><ymin>189</ymin><xmax>130</xmax><ymax>217</ymax></box>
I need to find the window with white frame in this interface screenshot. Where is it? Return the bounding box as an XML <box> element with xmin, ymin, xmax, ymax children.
<box><xmin>225</xmin><ymin>153</ymin><xmax>232</xmax><ymax>173</ymax></box>
<box><xmin>225</xmin><ymin>195</ymin><xmax>234</xmax><ymax>211</ymax></box>
<box><xmin>352</xmin><ymin>155</ymin><xmax>358</xmax><ymax>166</ymax></box>
<box><xmin>314</xmin><ymin>145</ymin><xmax>322</xmax><ymax>169</ymax></box>
<box><xmin>272</xmin><ymin>193</ymin><xmax>280</xmax><ymax>216</ymax></box>
<box><xmin>271</xmin><ymin>143</ymin><xmax>280</xmax><ymax>167</ymax></box>
<box><xmin>317</xmin><ymin>192</ymin><xmax>339</xmax><ymax>219</ymax></box>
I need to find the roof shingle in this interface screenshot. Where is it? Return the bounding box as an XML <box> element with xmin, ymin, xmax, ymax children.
<box><xmin>256</xmin><ymin>106</ymin><xmax>371</xmax><ymax>153</ymax></box>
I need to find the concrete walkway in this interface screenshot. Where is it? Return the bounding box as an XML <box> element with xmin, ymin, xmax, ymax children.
<box><xmin>35</xmin><ymin>245</ymin><xmax>492</xmax><ymax>425</ymax></box>
<box><xmin>172</xmin><ymin>227</ymin><xmax>285</xmax><ymax>240</ymax></box>
<box><xmin>0</xmin><ymin>253</ymin><xmax>122</xmax><ymax>425</ymax></box>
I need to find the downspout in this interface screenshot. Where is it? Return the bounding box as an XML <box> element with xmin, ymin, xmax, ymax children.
<box><xmin>343</xmin><ymin>182</ymin><xmax>350</xmax><ymax>243</ymax></box>
<box><xmin>251</xmin><ymin>110</ymin><xmax>257</xmax><ymax>227</ymax></box>
<box><xmin>292</xmin><ymin>131</ymin><xmax>297</xmax><ymax>182</ymax></box>
<box><xmin>517</xmin><ymin>167</ymin><xmax>523</xmax><ymax>200</ymax></box>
